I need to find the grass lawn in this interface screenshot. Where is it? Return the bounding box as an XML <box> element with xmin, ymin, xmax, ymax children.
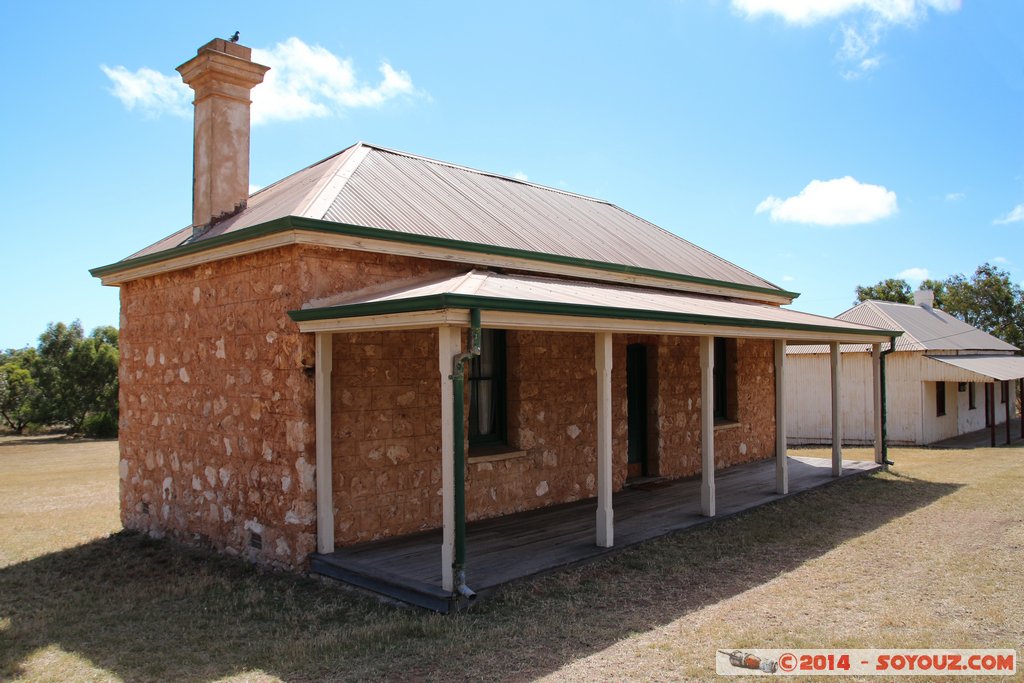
<box><xmin>1</xmin><ymin>437</ymin><xmax>1022</xmax><ymax>682</ymax></box>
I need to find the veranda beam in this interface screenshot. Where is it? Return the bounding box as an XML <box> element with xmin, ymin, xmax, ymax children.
<box><xmin>438</xmin><ymin>326</ymin><xmax>460</xmax><ymax>592</ymax></box>
<box><xmin>872</xmin><ymin>343</ymin><xmax>883</xmax><ymax>465</ymax></box>
<box><xmin>700</xmin><ymin>336</ymin><xmax>715</xmax><ymax>516</ymax></box>
<box><xmin>315</xmin><ymin>332</ymin><xmax>334</xmax><ymax>554</ymax></box>
<box><xmin>774</xmin><ymin>339</ymin><xmax>788</xmax><ymax>495</ymax></box>
<box><xmin>595</xmin><ymin>332</ymin><xmax>614</xmax><ymax>547</ymax></box>
<box><xmin>830</xmin><ymin>342</ymin><xmax>843</xmax><ymax>477</ymax></box>
<box><xmin>1006</xmin><ymin>381</ymin><xmax>1012</xmax><ymax>446</ymax></box>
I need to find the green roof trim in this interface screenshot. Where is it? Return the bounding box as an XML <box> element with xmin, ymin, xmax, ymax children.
<box><xmin>288</xmin><ymin>293</ymin><xmax>902</xmax><ymax>339</ymax></box>
<box><xmin>89</xmin><ymin>215</ymin><xmax>801</xmax><ymax>301</ymax></box>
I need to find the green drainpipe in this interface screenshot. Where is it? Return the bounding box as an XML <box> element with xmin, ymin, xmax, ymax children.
<box><xmin>450</xmin><ymin>309</ymin><xmax>481</xmax><ymax>601</ymax></box>
<box><xmin>880</xmin><ymin>341</ymin><xmax>895</xmax><ymax>468</ymax></box>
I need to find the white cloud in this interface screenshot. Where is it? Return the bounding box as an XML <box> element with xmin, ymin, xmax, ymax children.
<box><xmin>512</xmin><ymin>171</ymin><xmax>529</xmax><ymax>181</ymax></box>
<box><xmin>990</xmin><ymin>256</ymin><xmax>1010</xmax><ymax>265</ymax></box>
<box><xmin>251</xmin><ymin>38</ymin><xmax>416</xmax><ymax>124</ymax></box>
<box><xmin>781</xmin><ymin>275</ymin><xmax>796</xmax><ymax>282</ymax></box>
<box><xmin>756</xmin><ymin>176</ymin><xmax>898</xmax><ymax>226</ymax></box>
<box><xmin>993</xmin><ymin>203</ymin><xmax>1024</xmax><ymax>225</ymax></box>
<box><xmin>898</xmin><ymin>267</ymin><xmax>929</xmax><ymax>282</ymax></box>
<box><xmin>732</xmin><ymin>0</ymin><xmax>960</xmax><ymax>77</ymax></box>
<box><xmin>100</xmin><ymin>65</ymin><xmax>191</xmax><ymax>118</ymax></box>
<box><xmin>249</xmin><ymin>184</ymin><xmax>263</xmax><ymax>195</ymax></box>
<box><xmin>945</xmin><ymin>192</ymin><xmax>966</xmax><ymax>201</ymax></box>
<box><xmin>838</xmin><ymin>24</ymin><xmax>885</xmax><ymax>79</ymax></box>
<box><xmin>732</xmin><ymin>0</ymin><xmax>960</xmax><ymax>26</ymax></box>
<box><xmin>102</xmin><ymin>37</ymin><xmax>418</xmax><ymax>125</ymax></box>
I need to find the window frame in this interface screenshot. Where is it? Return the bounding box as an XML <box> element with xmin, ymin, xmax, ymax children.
<box><xmin>468</xmin><ymin>329</ymin><xmax>508</xmax><ymax>447</ymax></box>
<box><xmin>936</xmin><ymin>381</ymin><xmax>947</xmax><ymax>417</ymax></box>
<box><xmin>713</xmin><ymin>337</ymin><xmax>738</xmax><ymax>424</ymax></box>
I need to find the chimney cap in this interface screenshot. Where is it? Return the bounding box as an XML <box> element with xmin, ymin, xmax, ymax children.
<box><xmin>913</xmin><ymin>289</ymin><xmax>934</xmax><ymax>310</ymax></box>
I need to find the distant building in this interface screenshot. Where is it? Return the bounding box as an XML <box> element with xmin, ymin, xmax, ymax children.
<box><xmin>787</xmin><ymin>290</ymin><xmax>1024</xmax><ymax>446</ymax></box>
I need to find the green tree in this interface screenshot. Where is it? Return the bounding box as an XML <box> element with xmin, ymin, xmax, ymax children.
<box><xmin>0</xmin><ymin>349</ymin><xmax>39</xmax><ymax>434</ymax></box>
<box><xmin>855</xmin><ymin>264</ymin><xmax>1024</xmax><ymax>348</ymax></box>
<box><xmin>854</xmin><ymin>278</ymin><xmax>912</xmax><ymax>304</ymax></box>
<box><xmin>33</xmin><ymin>321</ymin><xmax>119</xmax><ymax>434</ymax></box>
<box><xmin>941</xmin><ymin>263</ymin><xmax>1024</xmax><ymax>348</ymax></box>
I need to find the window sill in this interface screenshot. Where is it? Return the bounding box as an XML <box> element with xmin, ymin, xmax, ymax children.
<box><xmin>468</xmin><ymin>444</ymin><xmax>529</xmax><ymax>463</ymax></box>
<box><xmin>714</xmin><ymin>420</ymin><xmax>742</xmax><ymax>432</ymax></box>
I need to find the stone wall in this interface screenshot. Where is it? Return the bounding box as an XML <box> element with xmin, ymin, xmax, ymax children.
<box><xmin>713</xmin><ymin>338</ymin><xmax>777</xmax><ymax>469</ymax></box>
<box><xmin>118</xmin><ymin>240</ymin><xmax>777</xmax><ymax>560</ymax></box>
<box><xmin>330</xmin><ymin>329</ymin><xmax>443</xmax><ymax>544</ymax></box>
<box><xmin>326</xmin><ymin>329</ymin><xmax>777</xmax><ymax>543</ymax></box>
<box><xmin>118</xmin><ymin>244</ymin><xmax>455</xmax><ymax>568</ymax></box>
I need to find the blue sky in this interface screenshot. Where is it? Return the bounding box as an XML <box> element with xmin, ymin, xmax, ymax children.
<box><xmin>1</xmin><ymin>0</ymin><xmax>1021</xmax><ymax>349</ymax></box>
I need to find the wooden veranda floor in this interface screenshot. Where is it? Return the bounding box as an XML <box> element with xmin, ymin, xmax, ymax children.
<box><xmin>311</xmin><ymin>455</ymin><xmax>880</xmax><ymax>612</ymax></box>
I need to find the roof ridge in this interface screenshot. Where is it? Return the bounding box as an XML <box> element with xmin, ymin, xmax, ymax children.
<box><xmin>299</xmin><ymin>143</ymin><xmax>369</xmax><ymax>218</ymax></box>
<box><xmin>841</xmin><ymin>300</ymin><xmax>924</xmax><ymax>349</ymax></box>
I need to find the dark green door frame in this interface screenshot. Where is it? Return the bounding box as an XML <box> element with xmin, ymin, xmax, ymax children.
<box><xmin>626</xmin><ymin>344</ymin><xmax>648</xmax><ymax>477</ymax></box>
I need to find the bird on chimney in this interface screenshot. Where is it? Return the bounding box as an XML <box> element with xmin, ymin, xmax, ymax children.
<box><xmin>230</xmin><ymin>31</ymin><xmax>240</xmax><ymax>43</ymax></box>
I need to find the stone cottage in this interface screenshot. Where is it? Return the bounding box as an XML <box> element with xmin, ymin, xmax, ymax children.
<box><xmin>92</xmin><ymin>38</ymin><xmax>899</xmax><ymax>609</ymax></box>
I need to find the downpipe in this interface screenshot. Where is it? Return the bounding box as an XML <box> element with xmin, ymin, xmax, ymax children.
<box><xmin>880</xmin><ymin>341</ymin><xmax>895</xmax><ymax>469</ymax></box>
<box><xmin>450</xmin><ymin>308</ymin><xmax>482</xmax><ymax>602</ymax></box>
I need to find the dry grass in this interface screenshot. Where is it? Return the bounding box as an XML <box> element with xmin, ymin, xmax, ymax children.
<box><xmin>0</xmin><ymin>438</ymin><xmax>1022</xmax><ymax>682</ymax></box>
<box><xmin>0</xmin><ymin>436</ymin><xmax>120</xmax><ymax>567</ymax></box>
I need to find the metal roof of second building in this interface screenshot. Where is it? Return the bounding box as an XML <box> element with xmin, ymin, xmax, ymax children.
<box><xmin>787</xmin><ymin>299</ymin><xmax>1019</xmax><ymax>355</ymax></box>
<box><xmin>121</xmin><ymin>142</ymin><xmax>788</xmax><ymax>298</ymax></box>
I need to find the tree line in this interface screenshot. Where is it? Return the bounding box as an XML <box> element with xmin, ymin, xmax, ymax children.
<box><xmin>0</xmin><ymin>321</ymin><xmax>119</xmax><ymax>437</ymax></box>
<box><xmin>855</xmin><ymin>262</ymin><xmax>1024</xmax><ymax>349</ymax></box>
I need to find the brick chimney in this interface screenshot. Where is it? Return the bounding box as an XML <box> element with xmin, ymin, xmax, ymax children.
<box><xmin>177</xmin><ymin>38</ymin><xmax>269</xmax><ymax>232</ymax></box>
<box><xmin>914</xmin><ymin>289</ymin><xmax>934</xmax><ymax>310</ymax></box>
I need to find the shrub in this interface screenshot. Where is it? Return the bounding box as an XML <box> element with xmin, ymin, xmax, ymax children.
<box><xmin>82</xmin><ymin>411</ymin><xmax>118</xmax><ymax>438</ymax></box>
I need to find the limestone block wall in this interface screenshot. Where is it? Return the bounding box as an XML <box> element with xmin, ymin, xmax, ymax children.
<box><xmin>467</xmin><ymin>331</ymin><xmax>609</xmax><ymax>519</ymax></box>
<box><xmin>331</xmin><ymin>329</ymin><xmax>443</xmax><ymax>545</ymax></box>
<box><xmin>647</xmin><ymin>336</ymin><xmax>776</xmax><ymax>478</ymax></box>
<box><xmin>118</xmin><ymin>244</ymin><xmax>456</xmax><ymax>568</ymax></box>
<box><xmin>712</xmin><ymin>338</ymin><xmax>777</xmax><ymax>469</ymax></box>
<box><xmin>327</xmin><ymin>328</ymin><xmax>777</xmax><ymax>545</ymax></box>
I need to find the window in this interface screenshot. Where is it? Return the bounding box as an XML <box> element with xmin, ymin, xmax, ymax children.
<box><xmin>713</xmin><ymin>337</ymin><xmax>737</xmax><ymax>423</ymax></box>
<box><xmin>469</xmin><ymin>329</ymin><xmax>507</xmax><ymax>446</ymax></box>
<box><xmin>936</xmin><ymin>381</ymin><xmax>946</xmax><ymax>417</ymax></box>
<box><xmin>958</xmin><ymin>382</ymin><xmax>967</xmax><ymax>392</ymax></box>
<box><xmin>969</xmin><ymin>383</ymin><xmax>976</xmax><ymax>410</ymax></box>
<box><xmin>1001</xmin><ymin>381</ymin><xmax>1008</xmax><ymax>404</ymax></box>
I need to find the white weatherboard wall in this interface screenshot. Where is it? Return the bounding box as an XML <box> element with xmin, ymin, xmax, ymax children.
<box><xmin>955</xmin><ymin>384</ymin><xmax>985</xmax><ymax>435</ymax></box>
<box><xmin>786</xmin><ymin>351</ymin><xmax>1013</xmax><ymax>446</ymax></box>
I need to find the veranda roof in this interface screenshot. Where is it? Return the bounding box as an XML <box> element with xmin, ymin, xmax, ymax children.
<box><xmin>289</xmin><ymin>270</ymin><xmax>900</xmax><ymax>344</ymax></box>
<box><xmin>926</xmin><ymin>355</ymin><xmax>1024</xmax><ymax>382</ymax></box>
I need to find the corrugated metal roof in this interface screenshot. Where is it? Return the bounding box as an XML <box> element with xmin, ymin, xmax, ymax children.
<box><xmin>299</xmin><ymin>269</ymin><xmax>897</xmax><ymax>339</ymax></box>
<box><xmin>787</xmin><ymin>299</ymin><xmax>1019</xmax><ymax>354</ymax></box>
<box><xmin>127</xmin><ymin>142</ymin><xmax>781</xmax><ymax>293</ymax></box>
<box><xmin>927</xmin><ymin>355</ymin><xmax>1024</xmax><ymax>381</ymax></box>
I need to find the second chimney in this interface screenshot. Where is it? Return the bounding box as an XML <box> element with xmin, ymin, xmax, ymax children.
<box><xmin>177</xmin><ymin>38</ymin><xmax>269</xmax><ymax>232</ymax></box>
<box><xmin>913</xmin><ymin>289</ymin><xmax>934</xmax><ymax>310</ymax></box>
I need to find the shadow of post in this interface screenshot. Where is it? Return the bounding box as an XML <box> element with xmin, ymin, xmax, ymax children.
<box><xmin>0</xmin><ymin>473</ymin><xmax>960</xmax><ymax>682</ymax></box>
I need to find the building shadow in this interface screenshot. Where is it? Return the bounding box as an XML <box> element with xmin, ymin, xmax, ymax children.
<box><xmin>0</xmin><ymin>473</ymin><xmax>960</xmax><ymax>682</ymax></box>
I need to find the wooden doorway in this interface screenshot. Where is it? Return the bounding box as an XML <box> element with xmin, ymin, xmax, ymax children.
<box><xmin>626</xmin><ymin>344</ymin><xmax>649</xmax><ymax>479</ymax></box>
